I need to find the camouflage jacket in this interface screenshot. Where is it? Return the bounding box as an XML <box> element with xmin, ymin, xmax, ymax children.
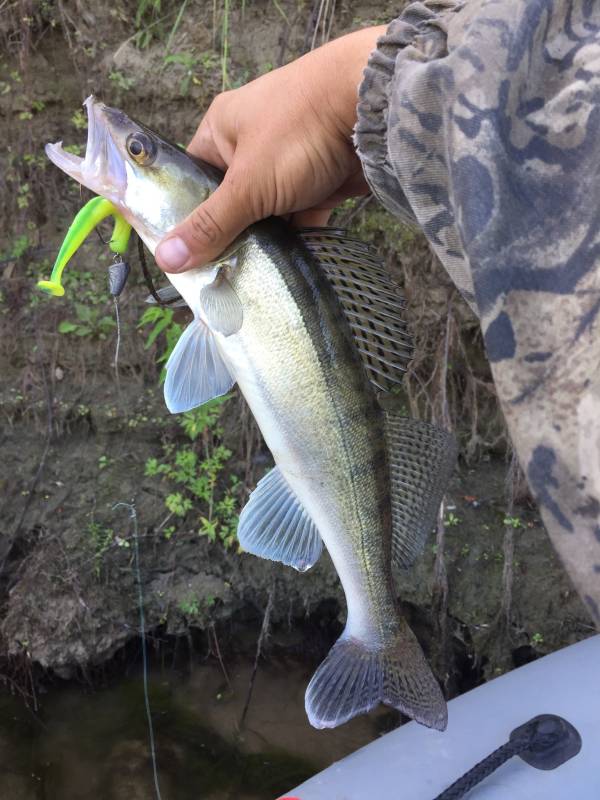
<box><xmin>355</xmin><ymin>0</ymin><xmax>600</xmax><ymax>627</ymax></box>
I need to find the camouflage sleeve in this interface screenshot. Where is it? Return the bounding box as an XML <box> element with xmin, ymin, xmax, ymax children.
<box><xmin>355</xmin><ymin>0</ymin><xmax>600</xmax><ymax>628</ymax></box>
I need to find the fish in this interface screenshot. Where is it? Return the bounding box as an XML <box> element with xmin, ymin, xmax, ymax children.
<box><xmin>45</xmin><ymin>96</ymin><xmax>457</xmax><ymax>730</ymax></box>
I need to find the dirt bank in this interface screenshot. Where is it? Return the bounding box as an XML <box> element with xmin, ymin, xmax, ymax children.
<box><xmin>0</xmin><ymin>0</ymin><xmax>592</xmax><ymax>707</ymax></box>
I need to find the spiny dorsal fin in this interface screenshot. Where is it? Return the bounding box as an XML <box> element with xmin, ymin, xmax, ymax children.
<box><xmin>300</xmin><ymin>228</ymin><xmax>413</xmax><ymax>393</ymax></box>
<box><xmin>384</xmin><ymin>412</ymin><xmax>458</xmax><ymax>568</ymax></box>
<box><xmin>145</xmin><ymin>284</ymin><xmax>188</xmax><ymax>307</ymax></box>
<box><xmin>237</xmin><ymin>466</ymin><xmax>323</xmax><ymax>572</ymax></box>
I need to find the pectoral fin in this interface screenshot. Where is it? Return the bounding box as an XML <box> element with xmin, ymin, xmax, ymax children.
<box><xmin>385</xmin><ymin>413</ymin><xmax>458</xmax><ymax>568</ymax></box>
<box><xmin>237</xmin><ymin>467</ymin><xmax>322</xmax><ymax>572</ymax></box>
<box><xmin>200</xmin><ymin>271</ymin><xmax>243</xmax><ymax>336</ymax></box>
<box><xmin>164</xmin><ymin>317</ymin><xmax>235</xmax><ymax>413</ymax></box>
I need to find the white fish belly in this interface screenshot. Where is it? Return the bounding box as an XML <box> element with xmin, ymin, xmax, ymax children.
<box><xmin>217</xmin><ymin>332</ymin><xmax>381</xmax><ymax>642</ymax></box>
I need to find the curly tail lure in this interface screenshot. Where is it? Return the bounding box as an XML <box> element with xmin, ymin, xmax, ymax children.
<box><xmin>37</xmin><ymin>196</ymin><xmax>132</xmax><ymax>297</ymax></box>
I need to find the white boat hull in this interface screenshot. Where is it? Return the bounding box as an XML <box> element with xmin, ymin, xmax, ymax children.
<box><xmin>284</xmin><ymin>635</ymin><xmax>600</xmax><ymax>799</ymax></box>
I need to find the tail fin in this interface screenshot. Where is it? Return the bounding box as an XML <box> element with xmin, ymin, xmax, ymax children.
<box><xmin>305</xmin><ymin>627</ymin><xmax>447</xmax><ymax>731</ymax></box>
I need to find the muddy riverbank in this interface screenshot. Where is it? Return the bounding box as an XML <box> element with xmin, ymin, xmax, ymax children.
<box><xmin>0</xmin><ymin>3</ymin><xmax>594</xmax><ymax>793</ymax></box>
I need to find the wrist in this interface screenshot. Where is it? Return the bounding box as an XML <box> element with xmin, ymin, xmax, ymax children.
<box><xmin>322</xmin><ymin>25</ymin><xmax>387</xmax><ymax>137</ymax></box>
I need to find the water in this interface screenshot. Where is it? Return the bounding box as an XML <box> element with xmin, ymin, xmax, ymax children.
<box><xmin>0</xmin><ymin>656</ymin><xmax>388</xmax><ymax>799</ymax></box>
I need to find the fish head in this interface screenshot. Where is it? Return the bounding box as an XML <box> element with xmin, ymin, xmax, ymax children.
<box><xmin>45</xmin><ymin>96</ymin><xmax>222</xmax><ymax>254</ymax></box>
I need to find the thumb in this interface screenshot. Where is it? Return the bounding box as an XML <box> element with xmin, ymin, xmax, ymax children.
<box><xmin>155</xmin><ymin>173</ymin><xmax>255</xmax><ymax>273</ymax></box>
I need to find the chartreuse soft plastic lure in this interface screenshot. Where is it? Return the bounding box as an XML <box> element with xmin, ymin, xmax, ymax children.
<box><xmin>37</xmin><ymin>196</ymin><xmax>132</xmax><ymax>297</ymax></box>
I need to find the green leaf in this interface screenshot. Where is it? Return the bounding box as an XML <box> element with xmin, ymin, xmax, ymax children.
<box><xmin>58</xmin><ymin>320</ymin><xmax>78</xmax><ymax>334</ymax></box>
<box><xmin>145</xmin><ymin>312</ymin><xmax>173</xmax><ymax>349</ymax></box>
<box><xmin>138</xmin><ymin>306</ymin><xmax>164</xmax><ymax>326</ymax></box>
<box><xmin>145</xmin><ymin>458</ymin><xmax>160</xmax><ymax>476</ymax></box>
<box><xmin>74</xmin><ymin>303</ymin><xmax>92</xmax><ymax>323</ymax></box>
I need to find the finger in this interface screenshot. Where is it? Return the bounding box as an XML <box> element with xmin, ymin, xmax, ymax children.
<box><xmin>187</xmin><ymin>96</ymin><xmax>236</xmax><ymax>170</ymax></box>
<box><xmin>155</xmin><ymin>171</ymin><xmax>256</xmax><ymax>272</ymax></box>
<box><xmin>290</xmin><ymin>208</ymin><xmax>332</xmax><ymax>228</ymax></box>
<box><xmin>186</xmin><ymin>115</ymin><xmax>229</xmax><ymax>171</ymax></box>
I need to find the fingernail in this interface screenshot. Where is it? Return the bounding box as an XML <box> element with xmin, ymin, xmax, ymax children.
<box><xmin>156</xmin><ymin>236</ymin><xmax>190</xmax><ymax>271</ymax></box>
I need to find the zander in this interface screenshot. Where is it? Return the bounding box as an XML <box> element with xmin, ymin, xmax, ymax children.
<box><xmin>45</xmin><ymin>97</ymin><xmax>457</xmax><ymax>730</ymax></box>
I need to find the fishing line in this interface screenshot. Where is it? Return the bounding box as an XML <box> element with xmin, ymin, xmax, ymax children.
<box><xmin>113</xmin><ymin>501</ymin><xmax>163</xmax><ymax>800</ymax></box>
<box><xmin>112</xmin><ymin>296</ymin><xmax>122</xmax><ymax>396</ymax></box>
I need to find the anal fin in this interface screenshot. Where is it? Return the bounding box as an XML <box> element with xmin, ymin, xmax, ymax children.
<box><xmin>385</xmin><ymin>413</ymin><xmax>458</xmax><ymax>568</ymax></box>
<box><xmin>237</xmin><ymin>467</ymin><xmax>322</xmax><ymax>572</ymax></box>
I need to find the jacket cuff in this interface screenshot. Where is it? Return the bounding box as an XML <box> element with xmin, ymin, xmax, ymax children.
<box><xmin>354</xmin><ymin>2</ymin><xmax>461</xmax><ymax>224</ymax></box>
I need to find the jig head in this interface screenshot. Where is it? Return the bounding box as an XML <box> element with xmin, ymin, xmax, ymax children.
<box><xmin>108</xmin><ymin>256</ymin><xmax>131</xmax><ymax>297</ymax></box>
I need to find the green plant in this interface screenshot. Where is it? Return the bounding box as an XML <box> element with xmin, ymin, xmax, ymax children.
<box><xmin>220</xmin><ymin>0</ymin><xmax>230</xmax><ymax>89</ymax></box>
<box><xmin>58</xmin><ymin>303</ymin><xmax>116</xmax><ymax>339</ymax></box>
<box><xmin>18</xmin><ymin>98</ymin><xmax>45</xmax><ymax>120</ymax></box>
<box><xmin>179</xmin><ymin>593</ymin><xmax>215</xmax><ymax>618</ymax></box>
<box><xmin>165</xmin><ymin>491</ymin><xmax>193</xmax><ymax>517</ymax></box>
<box><xmin>531</xmin><ymin>632</ymin><xmax>544</xmax><ymax>646</ymax></box>
<box><xmin>179</xmin><ymin>596</ymin><xmax>200</xmax><ymax>617</ymax></box>
<box><xmin>87</xmin><ymin>522</ymin><xmax>115</xmax><ymax>577</ymax></box>
<box><xmin>198</xmin><ymin>50</ymin><xmax>220</xmax><ymax>70</ymax></box>
<box><xmin>138</xmin><ymin>306</ymin><xmax>184</xmax><ymax>381</ymax></box>
<box><xmin>144</xmin><ymin>398</ymin><xmax>239</xmax><ymax>549</ymax></box>
<box><xmin>503</xmin><ymin>515</ymin><xmax>524</xmax><ymax>529</ymax></box>
<box><xmin>163</xmin><ymin>51</ymin><xmax>199</xmax><ymax>95</ymax></box>
<box><xmin>444</xmin><ymin>512</ymin><xmax>461</xmax><ymax>527</ymax></box>
<box><xmin>109</xmin><ymin>69</ymin><xmax>135</xmax><ymax>92</ymax></box>
<box><xmin>1</xmin><ymin>233</ymin><xmax>29</xmax><ymax>261</ymax></box>
<box><xmin>133</xmin><ymin>0</ymin><xmax>166</xmax><ymax>48</ymax></box>
<box><xmin>71</xmin><ymin>109</ymin><xmax>87</xmax><ymax>130</ymax></box>
<box><xmin>17</xmin><ymin>183</ymin><xmax>30</xmax><ymax>209</ymax></box>
<box><xmin>135</xmin><ymin>0</ymin><xmax>161</xmax><ymax>28</ymax></box>
<box><xmin>57</xmin><ymin>268</ymin><xmax>108</xmax><ymax>306</ymax></box>
<box><xmin>23</xmin><ymin>152</ymin><xmax>47</xmax><ymax>169</ymax></box>
<box><xmin>271</xmin><ymin>0</ymin><xmax>288</xmax><ymax>21</ymax></box>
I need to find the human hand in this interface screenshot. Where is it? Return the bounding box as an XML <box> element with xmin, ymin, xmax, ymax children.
<box><xmin>155</xmin><ymin>26</ymin><xmax>385</xmax><ymax>273</ymax></box>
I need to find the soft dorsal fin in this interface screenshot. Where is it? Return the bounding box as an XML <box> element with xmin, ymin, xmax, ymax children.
<box><xmin>384</xmin><ymin>412</ymin><xmax>458</xmax><ymax>568</ymax></box>
<box><xmin>300</xmin><ymin>228</ymin><xmax>414</xmax><ymax>394</ymax></box>
<box><xmin>164</xmin><ymin>317</ymin><xmax>235</xmax><ymax>413</ymax></box>
<box><xmin>237</xmin><ymin>466</ymin><xmax>323</xmax><ymax>572</ymax></box>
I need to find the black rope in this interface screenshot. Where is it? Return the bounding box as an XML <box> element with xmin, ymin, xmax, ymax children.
<box><xmin>137</xmin><ymin>234</ymin><xmax>163</xmax><ymax>305</ymax></box>
<box><xmin>136</xmin><ymin>234</ymin><xmax>180</xmax><ymax>306</ymax></box>
<box><xmin>433</xmin><ymin>714</ymin><xmax>581</xmax><ymax>800</ymax></box>
<box><xmin>433</xmin><ymin>739</ymin><xmax>526</xmax><ymax>800</ymax></box>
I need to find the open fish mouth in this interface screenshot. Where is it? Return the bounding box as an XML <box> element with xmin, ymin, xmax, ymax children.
<box><xmin>45</xmin><ymin>95</ymin><xmax>127</xmax><ymax>203</ymax></box>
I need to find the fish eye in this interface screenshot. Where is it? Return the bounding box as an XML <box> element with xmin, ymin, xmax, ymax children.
<box><xmin>126</xmin><ymin>133</ymin><xmax>157</xmax><ymax>166</ymax></box>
